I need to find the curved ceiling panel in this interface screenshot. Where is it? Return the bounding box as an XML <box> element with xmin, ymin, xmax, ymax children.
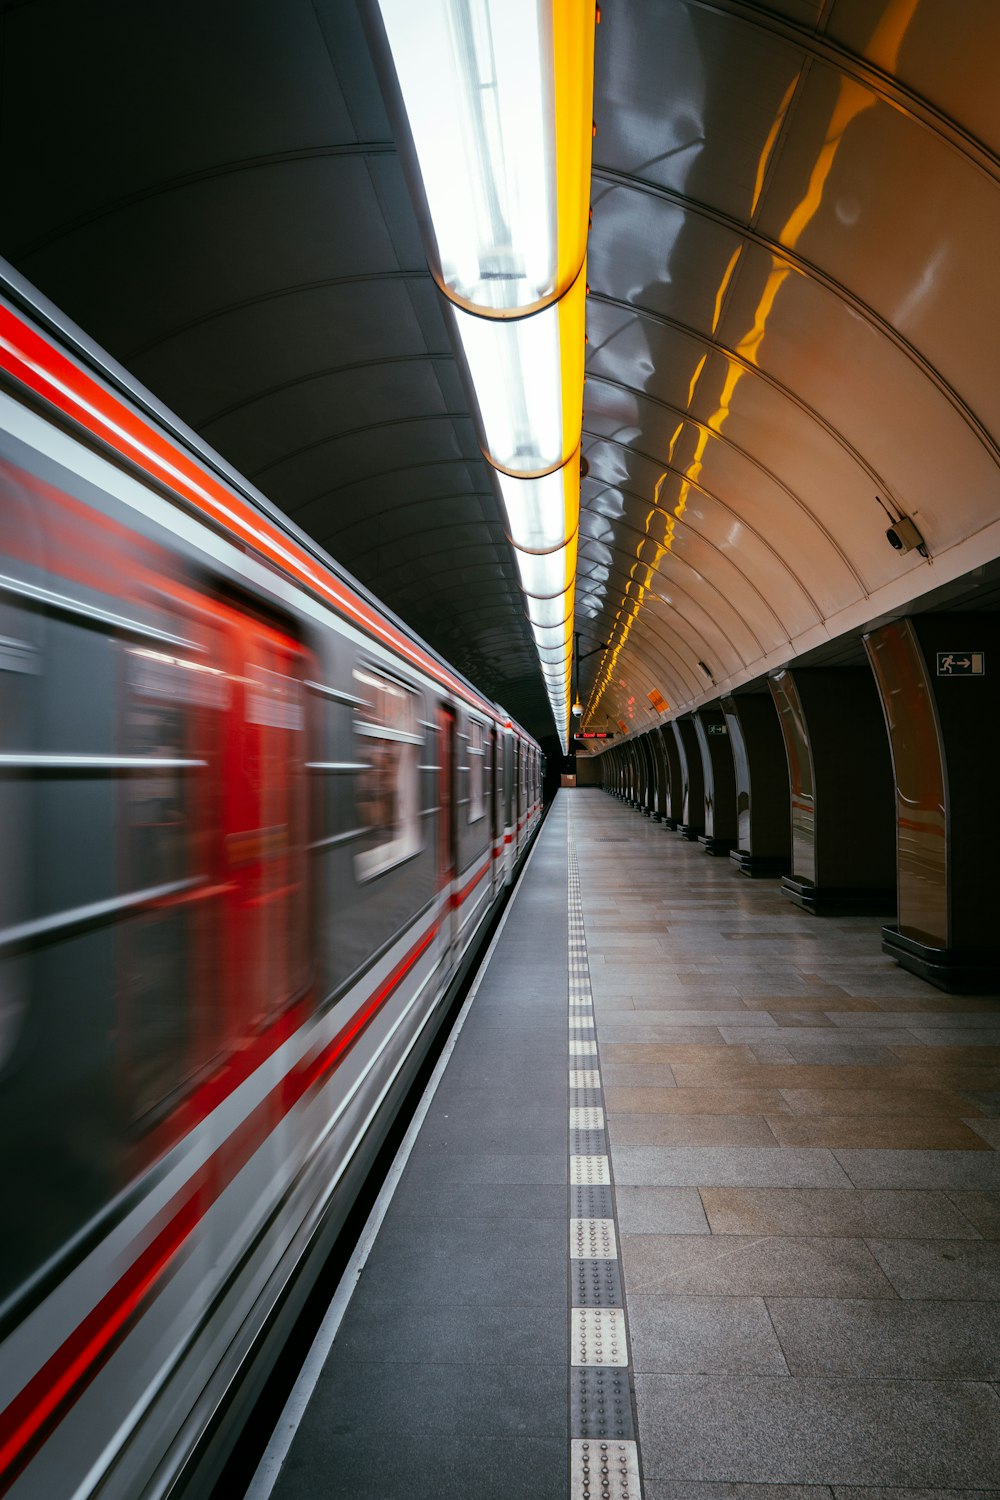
<box><xmin>826</xmin><ymin>0</ymin><xmax>1000</xmax><ymax>155</ymax></box>
<box><xmin>580</xmin><ymin>0</ymin><xmax>1000</xmax><ymax>735</ymax></box>
<box><xmin>583</xmin><ymin>378</ymin><xmax>861</xmax><ymax>613</ymax></box>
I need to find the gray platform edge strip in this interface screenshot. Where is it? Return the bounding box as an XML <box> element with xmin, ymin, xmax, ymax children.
<box><xmin>567</xmin><ymin>808</ymin><xmax>645</xmax><ymax>1482</ymax></box>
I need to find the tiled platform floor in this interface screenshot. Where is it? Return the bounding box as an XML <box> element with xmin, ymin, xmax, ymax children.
<box><xmin>266</xmin><ymin>799</ymin><xmax>572</xmax><ymax>1500</ymax></box>
<box><xmin>571</xmin><ymin>790</ymin><xmax>1000</xmax><ymax>1500</ymax></box>
<box><xmin>260</xmin><ymin>791</ymin><xmax>999</xmax><ymax>1500</ymax></box>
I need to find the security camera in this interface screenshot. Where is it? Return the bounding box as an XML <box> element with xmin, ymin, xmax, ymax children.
<box><xmin>875</xmin><ymin>496</ymin><xmax>927</xmax><ymax>557</ymax></box>
<box><xmin>571</xmin><ymin>700</ymin><xmax>584</xmax><ymax>718</ymax></box>
<box><xmin>885</xmin><ymin>516</ymin><xmax>927</xmax><ymax>556</ymax></box>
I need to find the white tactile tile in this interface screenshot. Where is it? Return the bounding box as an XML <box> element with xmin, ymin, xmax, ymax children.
<box><xmin>568</xmin><ymin>814</ymin><xmax>643</xmax><ymax>1497</ymax></box>
<box><xmin>570</xmin><ymin>1217</ymin><xmax>618</xmax><ymax>1259</ymax></box>
<box><xmin>571</xmin><ymin>1307</ymin><xmax>629</xmax><ymax>1366</ymax></box>
<box><xmin>570</xmin><ymin>1107</ymin><xmax>605</xmax><ymax>1130</ymax></box>
<box><xmin>571</xmin><ymin>1439</ymin><xmax>641</xmax><ymax>1499</ymax></box>
<box><xmin>570</xmin><ymin>1070</ymin><xmax>601</xmax><ymax>1088</ymax></box>
<box><xmin>570</xmin><ymin>1154</ymin><xmax>611</xmax><ymax>1185</ymax></box>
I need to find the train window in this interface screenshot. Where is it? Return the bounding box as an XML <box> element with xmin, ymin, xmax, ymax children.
<box><xmin>468</xmin><ymin>719</ymin><xmax>485</xmax><ymax>823</ymax></box>
<box><xmin>353</xmin><ymin>667</ymin><xmax>422</xmax><ymax>880</ymax></box>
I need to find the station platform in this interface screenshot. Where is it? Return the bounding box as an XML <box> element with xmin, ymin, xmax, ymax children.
<box><xmin>252</xmin><ymin>789</ymin><xmax>1000</xmax><ymax>1500</ymax></box>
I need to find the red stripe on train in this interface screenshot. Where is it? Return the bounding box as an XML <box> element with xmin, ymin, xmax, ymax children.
<box><xmin>0</xmin><ymin>916</ymin><xmax>440</xmax><ymax>1490</ymax></box>
<box><xmin>0</xmin><ymin>306</ymin><xmax>496</xmax><ymax>723</ymax></box>
<box><xmin>450</xmin><ymin>858</ymin><xmax>490</xmax><ymax>910</ymax></box>
<box><xmin>0</xmin><ymin>1175</ymin><xmax>205</xmax><ymax>1490</ymax></box>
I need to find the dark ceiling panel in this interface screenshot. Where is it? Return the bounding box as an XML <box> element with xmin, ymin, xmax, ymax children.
<box><xmin>0</xmin><ymin>0</ymin><xmax>554</xmax><ymax>743</ymax></box>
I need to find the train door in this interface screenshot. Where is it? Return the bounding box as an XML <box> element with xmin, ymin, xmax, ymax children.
<box><xmin>515</xmin><ymin>739</ymin><xmax>524</xmax><ymax>851</ymax></box>
<box><xmin>202</xmin><ymin>597</ymin><xmax>310</xmax><ymax>1282</ymax></box>
<box><xmin>502</xmin><ymin>729</ymin><xmax>514</xmax><ymax>883</ymax></box>
<box><xmin>116</xmin><ymin>590</ymin><xmax>309</xmax><ymax>1175</ymax></box>
<box><xmin>488</xmin><ymin>722</ymin><xmax>500</xmax><ymax>894</ymax></box>
<box><xmin>438</xmin><ymin>704</ymin><xmax>457</xmax><ymax>954</ymax></box>
<box><xmin>215</xmin><ymin>606</ymin><xmax>309</xmax><ymax>1041</ymax></box>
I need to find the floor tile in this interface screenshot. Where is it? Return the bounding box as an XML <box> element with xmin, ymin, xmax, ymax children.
<box><xmin>602</xmin><ymin>1009</ymin><xmax>766</xmax><ymax>1027</ymax></box>
<box><xmin>627</xmin><ymin>1295</ymin><xmax>790</xmax><ymax>1374</ymax></box>
<box><xmin>615</xmin><ymin>1186</ymin><xmax>711</xmax><ymax>1235</ymax></box>
<box><xmin>944</xmin><ymin>1190</ymin><xmax>1000</xmax><ymax>1237</ymax></box>
<box><xmin>610</xmin><ymin>1146</ymin><xmax>853</xmax><ymax>1188</ymax></box>
<box><xmin>766</xmin><ymin>1296</ymin><xmax>1000</xmax><ymax>1377</ymax></box>
<box><xmin>700</xmin><ymin>1187</ymin><xmax>983</xmax><ymax>1239</ymax></box>
<box><xmin>604</xmin><ymin>1043</ymin><xmax>758</xmax><ymax>1068</ymax></box>
<box><xmin>779</xmin><ymin>1088</ymin><xmax>984</xmax><ymax>1118</ymax></box>
<box><xmin>643</xmin><ymin>1485</ymin><xmax>835</xmax><ymax>1500</ymax></box>
<box><xmin>605</xmin><ymin>1087</ymin><xmax>793</xmax><ymax>1117</ymax></box>
<box><xmin>832</xmin><ymin>1489</ymin><xmax>1000</xmax><ymax>1500</ymax></box>
<box><xmin>333</xmin><ymin>1329</ymin><xmax>549</xmax><ymax>1414</ymax></box>
<box><xmin>630</xmin><ymin>995</ymin><xmax>754</xmax><ymax>1012</ymax></box>
<box><xmin>765</xmin><ymin>1115</ymin><xmax>990</xmax><ymax>1150</ymax></box>
<box><xmin>414</xmin><ymin>1105</ymin><xmax>568</xmax><ymax>1154</ymax></box>
<box><xmin>741</xmin><ymin>995</ymin><xmax>878</xmax><ymax>1012</ymax></box>
<box><xmin>275</xmin><ymin>1433</ymin><xmax>568</xmax><ymax>1500</ymax></box>
<box><xmin>832</xmin><ymin>1149</ymin><xmax>1000</xmax><ymax>1190</ymax></box>
<box><xmin>598</xmin><ymin>1024</ymin><xmax>730</xmax><ymax>1045</ymax></box>
<box><xmin>388</xmin><ymin>1180</ymin><xmax>568</xmax><ymax>1221</ymax></box>
<box><xmin>610</xmin><ymin>1115</ymin><xmax>780</xmax><ymax>1148</ymax></box>
<box><xmin>620</xmin><ymin>1234</ymin><xmax>893</xmax><ymax>1298</ymax></box>
<box><xmin>866</xmin><ymin>1237</ymin><xmax>1000</xmax><ymax>1299</ymax></box>
<box><xmin>600</xmin><ymin>1063</ymin><xmax>679</xmax><ymax>1087</ymax></box>
<box><xmin>633</xmin><ymin>1375</ymin><xmax>1000</xmax><ymax>1486</ymax></box>
<box><xmin>393</xmin><ymin>1150</ymin><xmax>568</xmax><ymax>1188</ymax></box>
<box><xmin>333</xmin><ymin>1301</ymin><xmax>568</xmax><ymax>1368</ymax></box>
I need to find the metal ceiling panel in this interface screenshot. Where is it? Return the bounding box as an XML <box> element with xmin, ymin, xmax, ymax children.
<box><xmin>751</xmin><ymin>70</ymin><xmax>1000</xmax><ymax>431</ymax></box>
<box><xmin>580</xmin><ymin>0</ymin><xmax>1000</xmax><ymax>735</ymax></box>
<box><xmin>583</xmin><ymin>378</ymin><xmax>861</xmax><ymax>614</ymax></box>
<box><xmin>712</xmin><ymin>247</ymin><xmax>1000</xmax><ymax>552</ymax></box>
<box><xmin>826</xmin><ymin>0</ymin><xmax>1000</xmax><ymax>158</ymax></box>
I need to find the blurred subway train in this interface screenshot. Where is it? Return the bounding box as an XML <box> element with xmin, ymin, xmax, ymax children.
<box><xmin>0</xmin><ymin>275</ymin><xmax>543</xmax><ymax>1498</ymax></box>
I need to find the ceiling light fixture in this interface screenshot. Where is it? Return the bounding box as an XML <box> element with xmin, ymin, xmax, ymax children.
<box><xmin>371</xmin><ymin>0</ymin><xmax>595</xmax><ymax>750</ymax></box>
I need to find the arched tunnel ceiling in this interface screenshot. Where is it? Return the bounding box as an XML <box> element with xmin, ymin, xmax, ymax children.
<box><xmin>579</xmin><ymin>0</ymin><xmax>1000</xmax><ymax>736</ymax></box>
<box><xmin>3</xmin><ymin>0</ymin><xmax>1000</xmax><ymax>750</ymax></box>
<box><xmin>0</xmin><ymin>0</ymin><xmax>553</xmax><ymax>739</ymax></box>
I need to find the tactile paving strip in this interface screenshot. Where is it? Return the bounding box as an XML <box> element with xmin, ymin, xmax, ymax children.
<box><xmin>570</xmin><ymin>1368</ymin><xmax>636</xmax><ymax>1439</ymax></box>
<box><xmin>571</xmin><ymin>1308</ymin><xmax>628</xmax><ymax>1367</ymax></box>
<box><xmin>570</xmin><ymin>1070</ymin><xmax>601</xmax><ymax>1089</ymax></box>
<box><xmin>571</xmin><ymin>1183</ymin><xmax>614</xmax><ymax>1219</ymax></box>
<box><xmin>570</xmin><ymin>1091</ymin><xmax>605</xmax><ymax>1113</ymax></box>
<box><xmin>566</xmin><ymin>814</ymin><xmax>643</xmax><ymax>1497</ymax></box>
<box><xmin>570</xmin><ymin>1128</ymin><xmax>610</xmax><ymax>1156</ymax></box>
<box><xmin>570</xmin><ymin>1107</ymin><xmax>605</xmax><ymax>1130</ymax></box>
<box><xmin>570</xmin><ymin>1039</ymin><xmax>598</xmax><ymax>1056</ymax></box>
<box><xmin>570</xmin><ymin>1217</ymin><xmax>618</xmax><ymax>1259</ymax></box>
<box><xmin>570</xmin><ymin>1154</ymin><xmax>611</xmax><ymax>1184</ymax></box>
<box><xmin>571</xmin><ymin>1439</ymin><xmax>641</xmax><ymax>1500</ymax></box>
<box><xmin>571</xmin><ymin>1257</ymin><xmax>624</xmax><ymax>1309</ymax></box>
